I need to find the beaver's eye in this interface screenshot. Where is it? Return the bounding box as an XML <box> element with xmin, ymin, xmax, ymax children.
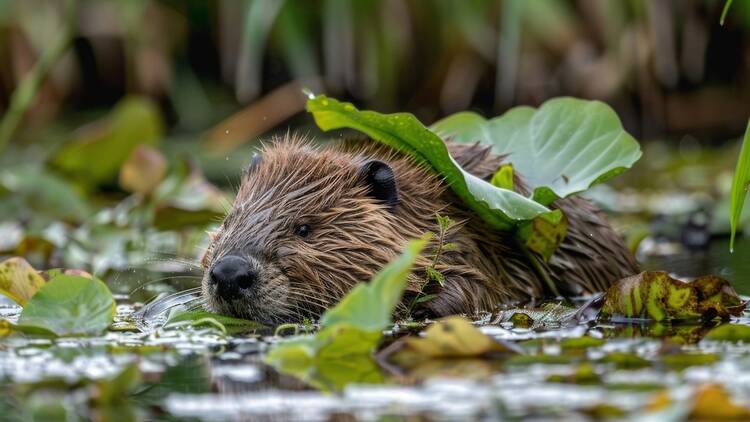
<box><xmin>294</xmin><ymin>224</ymin><xmax>312</xmax><ymax>238</ymax></box>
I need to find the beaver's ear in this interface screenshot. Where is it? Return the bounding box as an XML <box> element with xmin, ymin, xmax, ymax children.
<box><xmin>357</xmin><ymin>160</ymin><xmax>399</xmax><ymax>210</ymax></box>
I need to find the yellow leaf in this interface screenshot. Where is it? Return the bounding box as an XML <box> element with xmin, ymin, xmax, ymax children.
<box><xmin>395</xmin><ymin>316</ymin><xmax>520</xmax><ymax>361</ymax></box>
<box><xmin>645</xmin><ymin>390</ymin><xmax>671</xmax><ymax>412</ymax></box>
<box><xmin>518</xmin><ymin>209</ymin><xmax>568</xmax><ymax>261</ymax></box>
<box><xmin>0</xmin><ymin>257</ymin><xmax>45</xmax><ymax>305</ymax></box>
<box><xmin>689</xmin><ymin>384</ymin><xmax>750</xmax><ymax>420</ymax></box>
<box><xmin>0</xmin><ymin>320</ymin><xmax>11</xmax><ymax>337</ymax></box>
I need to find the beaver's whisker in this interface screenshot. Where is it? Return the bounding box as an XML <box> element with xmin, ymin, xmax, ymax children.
<box><xmin>129</xmin><ymin>275</ymin><xmax>202</xmax><ymax>295</ymax></box>
<box><xmin>285</xmin><ymin>287</ymin><xmax>335</xmax><ymax>306</ymax></box>
<box><xmin>141</xmin><ymin>256</ymin><xmax>203</xmax><ymax>271</ymax></box>
<box><xmin>286</xmin><ymin>293</ymin><xmax>331</xmax><ymax>310</ymax></box>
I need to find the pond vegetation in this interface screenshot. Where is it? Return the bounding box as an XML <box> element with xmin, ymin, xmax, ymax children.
<box><xmin>2</xmin><ymin>93</ymin><xmax>750</xmax><ymax>420</ymax></box>
<box><xmin>4</xmin><ymin>1</ymin><xmax>750</xmax><ymax>421</ymax></box>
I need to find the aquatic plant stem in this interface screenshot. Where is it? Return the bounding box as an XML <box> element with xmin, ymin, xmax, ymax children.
<box><xmin>0</xmin><ymin>1</ymin><xmax>76</xmax><ymax>154</ymax></box>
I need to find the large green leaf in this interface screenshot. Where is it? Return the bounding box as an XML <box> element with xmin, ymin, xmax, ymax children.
<box><xmin>264</xmin><ymin>237</ymin><xmax>426</xmax><ymax>390</ymax></box>
<box><xmin>729</xmin><ymin>118</ymin><xmax>750</xmax><ymax>251</ymax></box>
<box><xmin>18</xmin><ymin>275</ymin><xmax>115</xmax><ymax>336</ymax></box>
<box><xmin>431</xmin><ymin>98</ymin><xmax>642</xmax><ymax>206</ymax></box>
<box><xmin>306</xmin><ymin>95</ymin><xmax>550</xmax><ymax>230</ymax></box>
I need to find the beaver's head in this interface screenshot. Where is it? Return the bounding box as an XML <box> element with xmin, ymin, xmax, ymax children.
<box><xmin>200</xmin><ymin>138</ymin><xmax>435</xmax><ymax>324</ymax></box>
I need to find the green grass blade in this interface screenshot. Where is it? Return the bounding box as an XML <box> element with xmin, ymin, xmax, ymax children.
<box><xmin>729</xmin><ymin>118</ymin><xmax>750</xmax><ymax>251</ymax></box>
<box><xmin>721</xmin><ymin>0</ymin><xmax>733</xmax><ymax>26</ymax></box>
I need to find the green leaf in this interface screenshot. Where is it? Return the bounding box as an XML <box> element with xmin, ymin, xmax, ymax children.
<box><xmin>17</xmin><ymin>275</ymin><xmax>115</xmax><ymax>336</ymax></box>
<box><xmin>318</xmin><ymin>236</ymin><xmax>427</xmax><ymax>331</ymax></box>
<box><xmin>265</xmin><ymin>237</ymin><xmax>427</xmax><ymax>390</ymax></box>
<box><xmin>306</xmin><ymin>95</ymin><xmax>550</xmax><ymax>230</ymax></box>
<box><xmin>425</xmin><ymin>267</ymin><xmax>445</xmax><ymax>285</ymax></box>
<box><xmin>600</xmin><ymin>272</ymin><xmax>746</xmax><ymax>322</ymax></box>
<box><xmin>0</xmin><ymin>320</ymin><xmax>57</xmax><ymax>337</ymax></box>
<box><xmin>152</xmin><ymin>161</ymin><xmax>229</xmax><ymax>230</ymax></box>
<box><xmin>431</xmin><ymin>98</ymin><xmax>642</xmax><ymax>206</ymax></box>
<box><xmin>491</xmin><ymin>164</ymin><xmax>514</xmax><ymax>190</ymax></box>
<box><xmin>721</xmin><ymin>0</ymin><xmax>734</xmax><ymax>25</ymax></box>
<box><xmin>435</xmin><ymin>214</ymin><xmax>455</xmax><ymax>232</ymax></box>
<box><xmin>415</xmin><ymin>293</ymin><xmax>438</xmax><ymax>303</ymax></box>
<box><xmin>518</xmin><ymin>209</ymin><xmax>568</xmax><ymax>262</ymax></box>
<box><xmin>729</xmin><ymin>118</ymin><xmax>750</xmax><ymax>251</ymax></box>
<box><xmin>164</xmin><ymin>310</ymin><xmax>266</xmax><ymax>335</ymax></box>
<box><xmin>52</xmin><ymin>96</ymin><xmax>164</xmax><ymax>186</ymax></box>
<box><xmin>705</xmin><ymin>323</ymin><xmax>750</xmax><ymax>342</ymax></box>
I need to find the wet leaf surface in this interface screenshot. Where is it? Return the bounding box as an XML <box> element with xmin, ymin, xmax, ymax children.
<box><xmin>307</xmin><ymin>94</ymin><xmax>550</xmax><ymax>229</ymax></box>
<box><xmin>430</xmin><ymin>99</ymin><xmax>642</xmax><ymax>206</ymax></box>
<box><xmin>601</xmin><ymin>271</ymin><xmax>746</xmax><ymax>321</ymax></box>
<box><xmin>518</xmin><ymin>208</ymin><xmax>568</xmax><ymax>261</ymax></box>
<box><xmin>17</xmin><ymin>275</ymin><xmax>115</xmax><ymax>336</ymax></box>
<box><xmin>704</xmin><ymin>323</ymin><xmax>750</xmax><ymax>341</ymax></box>
<box><xmin>164</xmin><ymin>310</ymin><xmax>266</xmax><ymax>335</ymax></box>
<box><xmin>381</xmin><ymin>316</ymin><xmax>521</xmax><ymax>368</ymax></box>
<box><xmin>0</xmin><ymin>257</ymin><xmax>45</xmax><ymax>305</ymax></box>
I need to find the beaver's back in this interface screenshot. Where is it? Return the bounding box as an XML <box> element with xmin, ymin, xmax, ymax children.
<box><xmin>343</xmin><ymin>140</ymin><xmax>638</xmax><ymax>316</ymax></box>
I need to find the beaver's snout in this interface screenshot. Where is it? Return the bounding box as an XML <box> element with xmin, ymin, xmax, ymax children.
<box><xmin>210</xmin><ymin>255</ymin><xmax>260</xmax><ymax>300</ymax></box>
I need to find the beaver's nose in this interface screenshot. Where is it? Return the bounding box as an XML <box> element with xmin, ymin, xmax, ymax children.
<box><xmin>210</xmin><ymin>255</ymin><xmax>258</xmax><ymax>299</ymax></box>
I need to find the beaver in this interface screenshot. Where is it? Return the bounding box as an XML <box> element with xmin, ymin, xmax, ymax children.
<box><xmin>200</xmin><ymin>135</ymin><xmax>639</xmax><ymax>324</ymax></box>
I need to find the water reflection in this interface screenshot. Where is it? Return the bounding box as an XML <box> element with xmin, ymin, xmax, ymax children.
<box><xmin>642</xmin><ymin>237</ymin><xmax>750</xmax><ymax>294</ymax></box>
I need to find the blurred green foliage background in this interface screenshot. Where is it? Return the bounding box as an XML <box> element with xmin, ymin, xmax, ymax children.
<box><xmin>1</xmin><ymin>0</ymin><xmax>750</xmax><ymax>287</ymax></box>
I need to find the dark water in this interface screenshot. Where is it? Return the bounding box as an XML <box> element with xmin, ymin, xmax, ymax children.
<box><xmin>642</xmin><ymin>237</ymin><xmax>750</xmax><ymax>295</ymax></box>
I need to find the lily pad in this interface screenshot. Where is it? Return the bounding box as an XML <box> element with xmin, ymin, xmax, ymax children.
<box><xmin>17</xmin><ymin>275</ymin><xmax>116</xmax><ymax>336</ymax></box>
<box><xmin>431</xmin><ymin>97</ymin><xmax>642</xmax><ymax>206</ymax></box>
<box><xmin>546</xmin><ymin>363</ymin><xmax>601</xmax><ymax>385</ymax></box>
<box><xmin>661</xmin><ymin>353</ymin><xmax>720</xmax><ymax>370</ymax></box>
<box><xmin>0</xmin><ymin>257</ymin><xmax>45</xmax><ymax>305</ymax></box>
<box><xmin>560</xmin><ymin>336</ymin><xmax>605</xmax><ymax>351</ymax></box>
<box><xmin>306</xmin><ymin>95</ymin><xmax>550</xmax><ymax>230</ymax></box>
<box><xmin>704</xmin><ymin>323</ymin><xmax>750</xmax><ymax>342</ymax></box>
<box><xmin>600</xmin><ymin>271</ymin><xmax>745</xmax><ymax>322</ymax></box>
<box><xmin>599</xmin><ymin>352</ymin><xmax>651</xmax><ymax>370</ymax></box>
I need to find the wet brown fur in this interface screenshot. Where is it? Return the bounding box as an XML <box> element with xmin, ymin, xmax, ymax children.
<box><xmin>201</xmin><ymin>135</ymin><xmax>639</xmax><ymax>323</ymax></box>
